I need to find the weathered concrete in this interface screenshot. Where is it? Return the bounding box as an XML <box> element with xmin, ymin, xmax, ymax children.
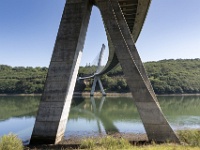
<box><xmin>95</xmin><ymin>0</ymin><xmax>179</xmax><ymax>143</ymax></box>
<box><xmin>30</xmin><ymin>0</ymin><xmax>92</xmax><ymax>144</ymax></box>
<box><xmin>98</xmin><ymin>0</ymin><xmax>151</xmax><ymax>75</ymax></box>
<box><xmin>30</xmin><ymin>0</ymin><xmax>179</xmax><ymax>144</ymax></box>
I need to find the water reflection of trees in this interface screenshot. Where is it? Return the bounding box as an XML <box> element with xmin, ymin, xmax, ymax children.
<box><xmin>69</xmin><ymin>97</ymin><xmax>140</xmax><ymax>121</ymax></box>
<box><xmin>158</xmin><ymin>96</ymin><xmax>200</xmax><ymax>116</ymax></box>
<box><xmin>69</xmin><ymin>96</ymin><xmax>200</xmax><ymax>133</ymax></box>
<box><xmin>1</xmin><ymin>95</ymin><xmax>199</xmax><ymax>131</ymax></box>
<box><xmin>0</xmin><ymin>96</ymin><xmax>40</xmax><ymax>121</ymax></box>
<box><xmin>70</xmin><ymin>96</ymin><xmax>200</xmax><ymax>120</ymax></box>
<box><xmin>69</xmin><ymin>97</ymin><xmax>142</xmax><ymax>134</ymax></box>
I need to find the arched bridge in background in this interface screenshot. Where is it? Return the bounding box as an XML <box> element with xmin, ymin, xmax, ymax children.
<box><xmin>30</xmin><ymin>0</ymin><xmax>180</xmax><ymax>144</ymax></box>
<box><xmin>78</xmin><ymin>44</ymin><xmax>107</xmax><ymax>96</ymax></box>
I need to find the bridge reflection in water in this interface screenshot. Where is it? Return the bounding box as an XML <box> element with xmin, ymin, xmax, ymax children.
<box><xmin>76</xmin><ymin>97</ymin><xmax>118</xmax><ymax>134</ymax></box>
<box><xmin>65</xmin><ymin>96</ymin><xmax>200</xmax><ymax>139</ymax></box>
<box><xmin>65</xmin><ymin>96</ymin><xmax>144</xmax><ymax>138</ymax></box>
<box><xmin>0</xmin><ymin>96</ymin><xmax>200</xmax><ymax>142</ymax></box>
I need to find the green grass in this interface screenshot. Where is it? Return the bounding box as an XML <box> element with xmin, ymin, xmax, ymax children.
<box><xmin>79</xmin><ymin>130</ymin><xmax>200</xmax><ymax>150</ymax></box>
<box><xmin>0</xmin><ymin>134</ymin><xmax>23</xmax><ymax>150</ymax></box>
<box><xmin>80</xmin><ymin>136</ymin><xmax>133</xmax><ymax>150</ymax></box>
<box><xmin>2</xmin><ymin>130</ymin><xmax>200</xmax><ymax>150</ymax></box>
<box><xmin>79</xmin><ymin>136</ymin><xmax>200</xmax><ymax>150</ymax></box>
<box><xmin>177</xmin><ymin>130</ymin><xmax>200</xmax><ymax>147</ymax></box>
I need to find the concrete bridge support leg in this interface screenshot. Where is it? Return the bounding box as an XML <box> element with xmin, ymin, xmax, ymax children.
<box><xmin>30</xmin><ymin>0</ymin><xmax>92</xmax><ymax>144</ymax></box>
<box><xmin>96</xmin><ymin>0</ymin><xmax>179</xmax><ymax>143</ymax></box>
<box><xmin>97</xmin><ymin>77</ymin><xmax>106</xmax><ymax>96</ymax></box>
<box><xmin>90</xmin><ymin>76</ymin><xmax>106</xmax><ymax>96</ymax></box>
<box><xmin>90</xmin><ymin>76</ymin><xmax>98</xmax><ymax>96</ymax></box>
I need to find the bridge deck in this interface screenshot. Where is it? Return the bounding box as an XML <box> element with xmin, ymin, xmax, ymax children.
<box><xmin>119</xmin><ymin>0</ymin><xmax>151</xmax><ymax>41</ymax></box>
<box><xmin>97</xmin><ymin>0</ymin><xmax>151</xmax><ymax>75</ymax></box>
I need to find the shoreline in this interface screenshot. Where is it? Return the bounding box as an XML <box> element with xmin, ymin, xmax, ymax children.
<box><xmin>61</xmin><ymin>132</ymin><xmax>148</xmax><ymax>145</ymax></box>
<box><xmin>1</xmin><ymin>92</ymin><xmax>200</xmax><ymax>97</ymax></box>
<box><xmin>26</xmin><ymin>129</ymin><xmax>200</xmax><ymax>149</ymax></box>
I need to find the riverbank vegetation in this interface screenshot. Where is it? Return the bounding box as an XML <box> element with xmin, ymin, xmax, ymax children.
<box><xmin>1</xmin><ymin>130</ymin><xmax>199</xmax><ymax>150</ymax></box>
<box><xmin>1</xmin><ymin>59</ymin><xmax>200</xmax><ymax>94</ymax></box>
<box><xmin>80</xmin><ymin>130</ymin><xmax>200</xmax><ymax>149</ymax></box>
<box><xmin>0</xmin><ymin>134</ymin><xmax>23</xmax><ymax>150</ymax></box>
<box><xmin>0</xmin><ymin>96</ymin><xmax>40</xmax><ymax>120</ymax></box>
<box><xmin>0</xmin><ymin>66</ymin><xmax>47</xmax><ymax>94</ymax></box>
<box><xmin>177</xmin><ymin>130</ymin><xmax>200</xmax><ymax>147</ymax></box>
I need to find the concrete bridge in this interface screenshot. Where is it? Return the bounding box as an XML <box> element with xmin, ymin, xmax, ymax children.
<box><xmin>30</xmin><ymin>0</ymin><xmax>180</xmax><ymax>144</ymax></box>
<box><xmin>98</xmin><ymin>0</ymin><xmax>151</xmax><ymax>75</ymax></box>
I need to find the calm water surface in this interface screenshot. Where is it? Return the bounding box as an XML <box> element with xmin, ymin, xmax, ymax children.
<box><xmin>0</xmin><ymin>96</ymin><xmax>200</xmax><ymax>143</ymax></box>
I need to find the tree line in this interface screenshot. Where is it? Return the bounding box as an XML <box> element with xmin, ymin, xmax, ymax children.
<box><xmin>0</xmin><ymin>65</ymin><xmax>47</xmax><ymax>94</ymax></box>
<box><xmin>1</xmin><ymin>59</ymin><xmax>200</xmax><ymax>94</ymax></box>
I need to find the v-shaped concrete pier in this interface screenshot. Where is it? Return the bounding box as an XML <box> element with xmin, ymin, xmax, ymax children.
<box><xmin>30</xmin><ymin>0</ymin><xmax>179</xmax><ymax>144</ymax></box>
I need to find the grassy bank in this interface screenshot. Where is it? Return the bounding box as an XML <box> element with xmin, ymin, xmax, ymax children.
<box><xmin>80</xmin><ymin>136</ymin><xmax>200</xmax><ymax>150</ymax></box>
<box><xmin>0</xmin><ymin>130</ymin><xmax>194</xmax><ymax>150</ymax></box>
<box><xmin>78</xmin><ymin>130</ymin><xmax>200</xmax><ymax>150</ymax></box>
<box><xmin>0</xmin><ymin>134</ymin><xmax>23</xmax><ymax>150</ymax></box>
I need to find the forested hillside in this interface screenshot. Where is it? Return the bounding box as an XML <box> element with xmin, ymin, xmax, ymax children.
<box><xmin>145</xmin><ymin>59</ymin><xmax>200</xmax><ymax>94</ymax></box>
<box><xmin>0</xmin><ymin>59</ymin><xmax>200</xmax><ymax>94</ymax></box>
<box><xmin>0</xmin><ymin>66</ymin><xmax>47</xmax><ymax>94</ymax></box>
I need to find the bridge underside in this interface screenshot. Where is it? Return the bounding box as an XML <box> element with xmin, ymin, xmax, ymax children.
<box><xmin>99</xmin><ymin>0</ymin><xmax>151</xmax><ymax>75</ymax></box>
<box><xmin>30</xmin><ymin>0</ymin><xmax>179</xmax><ymax>144</ymax></box>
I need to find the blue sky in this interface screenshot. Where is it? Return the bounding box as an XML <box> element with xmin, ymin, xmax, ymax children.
<box><xmin>0</xmin><ymin>0</ymin><xmax>200</xmax><ymax>67</ymax></box>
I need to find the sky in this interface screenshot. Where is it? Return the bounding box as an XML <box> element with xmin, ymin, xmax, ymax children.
<box><xmin>0</xmin><ymin>0</ymin><xmax>200</xmax><ymax>67</ymax></box>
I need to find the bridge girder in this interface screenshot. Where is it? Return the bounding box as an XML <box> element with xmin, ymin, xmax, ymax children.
<box><xmin>98</xmin><ymin>0</ymin><xmax>151</xmax><ymax>75</ymax></box>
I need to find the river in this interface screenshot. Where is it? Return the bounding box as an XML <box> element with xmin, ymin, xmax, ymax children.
<box><xmin>0</xmin><ymin>95</ymin><xmax>200</xmax><ymax>144</ymax></box>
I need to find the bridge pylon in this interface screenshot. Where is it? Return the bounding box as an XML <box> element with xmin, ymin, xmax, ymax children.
<box><xmin>30</xmin><ymin>0</ymin><xmax>180</xmax><ymax>144</ymax></box>
<box><xmin>90</xmin><ymin>44</ymin><xmax>106</xmax><ymax>96</ymax></box>
<box><xmin>77</xmin><ymin>43</ymin><xmax>106</xmax><ymax>96</ymax></box>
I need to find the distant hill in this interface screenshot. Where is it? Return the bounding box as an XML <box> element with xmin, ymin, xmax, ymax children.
<box><xmin>144</xmin><ymin>59</ymin><xmax>200</xmax><ymax>94</ymax></box>
<box><xmin>1</xmin><ymin>59</ymin><xmax>200</xmax><ymax>94</ymax></box>
<box><xmin>0</xmin><ymin>66</ymin><xmax>47</xmax><ymax>94</ymax></box>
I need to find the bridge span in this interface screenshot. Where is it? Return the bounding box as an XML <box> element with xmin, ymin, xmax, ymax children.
<box><xmin>98</xmin><ymin>0</ymin><xmax>151</xmax><ymax>75</ymax></box>
<box><xmin>30</xmin><ymin>0</ymin><xmax>180</xmax><ymax>144</ymax></box>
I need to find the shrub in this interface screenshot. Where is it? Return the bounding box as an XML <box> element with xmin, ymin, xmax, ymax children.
<box><xmin>0</xmin><ymin>134</ymin><xmax>23</xmax><ymax>150</ymax></box>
